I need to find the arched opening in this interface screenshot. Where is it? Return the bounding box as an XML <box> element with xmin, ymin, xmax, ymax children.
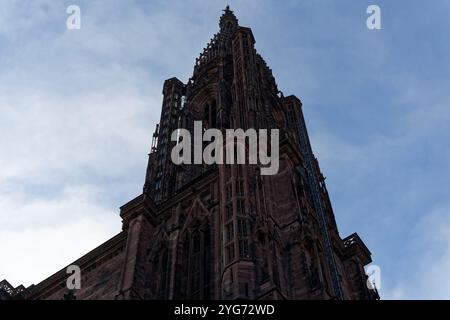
<box><xmin>174</xmin><ymin>220</ymin><xmax>213</xmax><ymax>299</ymax></box>
<box><xmin>255</xmin><ymin>232</ymin><xmax>270</xmax><ymax>283</ymax></box>
<box><xmin>305</xmin><ymin>239</ymin><xmax>321</xmax><ymax>291</ymax></box>
<box><xmin>146</xmin><ymin>241</ymin><xmax>169</xmax><ymax>299</ymax></box>
<box><xmin>202</xmin><ymin>98</ymin><xmax>217</xmax><ymax>129</ymax></box>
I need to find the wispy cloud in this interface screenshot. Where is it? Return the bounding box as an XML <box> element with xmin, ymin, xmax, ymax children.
<box><xmin>0</xmin><ymin>184</ymin><xmax>121</xmax><ymax>286</ymax></box>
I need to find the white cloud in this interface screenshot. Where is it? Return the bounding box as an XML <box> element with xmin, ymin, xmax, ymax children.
<box><xmin>382</xmin><ymin>205</ymin><xmax>450</xmax><ymax>299</ymax></box>
<box><xmin>0</xmin><ymin>1</ymin><xmax>166</xmax><ymax>287</ymax></box>
<box><xmin>0</xmin><ymin>184</ymin><xmax>121</xmax><ymax>287</ymax></box>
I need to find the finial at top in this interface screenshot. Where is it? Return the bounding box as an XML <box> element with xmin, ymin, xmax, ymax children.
<box><xmin>222</xmin><ymin>5</ymin><xmax>235</xmax><ymax>16</ymax></box>
<box><xmin>219</xmin><ymin>5</ymin><xmax>238</xmax><ymax>30</ymax></box>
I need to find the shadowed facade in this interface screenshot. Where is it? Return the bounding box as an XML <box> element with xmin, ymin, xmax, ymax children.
<box><xmin>1</xmin><ymin>7</ymin><xmax>378</xmax><ymax>301</ymax></box>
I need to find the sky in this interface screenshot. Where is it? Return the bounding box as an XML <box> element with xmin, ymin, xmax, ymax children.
<box><xmin>0</xmin><ymin>0</ymin><xmax>449</xmax><ymax>299</ymax></box>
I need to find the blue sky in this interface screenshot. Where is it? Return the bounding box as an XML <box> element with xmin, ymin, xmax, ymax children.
<box><xmin>0</xmin><ymin>0</ymin><xmax>449</xmax><ymax>299</ymax></box>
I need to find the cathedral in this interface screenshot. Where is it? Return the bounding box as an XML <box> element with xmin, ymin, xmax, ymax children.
<box><xmin>1</xmin><ymin>7</ymin><xmax>378</xmax><ymax>300</ymax></box>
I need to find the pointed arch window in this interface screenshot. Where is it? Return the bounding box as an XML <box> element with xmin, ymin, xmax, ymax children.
<box><xmin>175</xmin><ymin>221</ymin><xmax>213</xmax><ymax>299</ymax></box>
<box><xmin>256</xmin><ymin>232</ymin><xmax>270</xmax><ymax>283</ymax></box>
<box><xmin>202</xmin><ymin>98</ymin><xmax>217</xmax><ymax>129</ymax></box>
<box><xmin>146</xmin><ymin>242</ymin><xmax>169</xmax><ymax>299</ymax></box>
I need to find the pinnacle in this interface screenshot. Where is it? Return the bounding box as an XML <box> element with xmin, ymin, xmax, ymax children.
<box><xmin>219</xmin><ymin>5</ymin><xmax>238</xmax><ymax>30</ymax></box>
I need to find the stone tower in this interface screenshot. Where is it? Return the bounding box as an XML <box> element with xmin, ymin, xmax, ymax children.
<box><xmin>3</xmin><ymin>7</ymin><xmax>378</xmax><ymax>300</ymax></box>
<box><xmin>138</xmin><ymin>6</ymin><xmax>377</xmax><ymax>300</ymax></box>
